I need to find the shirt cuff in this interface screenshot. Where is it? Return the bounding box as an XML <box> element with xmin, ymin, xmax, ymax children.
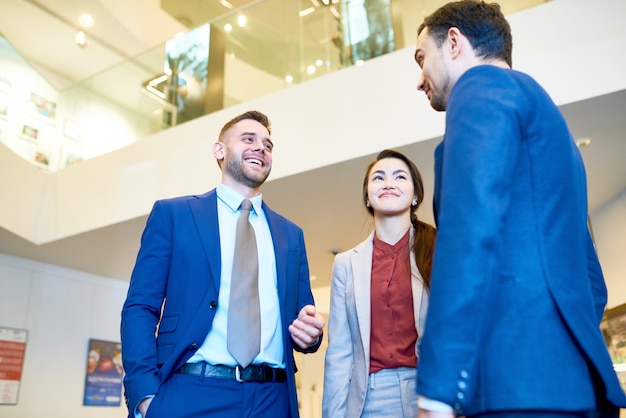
<box><xmin>417</xmin><ymin>395</ymin><xmax>454</xmax><ymax>412</ymax></box>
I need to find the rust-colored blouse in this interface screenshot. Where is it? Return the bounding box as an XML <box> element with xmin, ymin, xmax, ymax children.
<box><xmin>369</xmin><ymin>230</ymin><xmax>418</xmax><ymax>374</ymax></box>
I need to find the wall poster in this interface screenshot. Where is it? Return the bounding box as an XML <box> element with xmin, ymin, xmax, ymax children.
<box><xmin>601</xmin><ymin>302</ymin><xmax>626</xmax><ymax>392</ymax></box>
<box><xmin>0</xmin><ymin>327</ymin><xmax>28</xmax><ymax>405</ymax></box>
<box><xmin>83</xmin><ymin>339</ymin><xmax>124</xmax><ymax>406</ymax></box>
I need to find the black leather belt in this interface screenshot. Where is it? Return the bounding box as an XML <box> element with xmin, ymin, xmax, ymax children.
<box><xmin>176</xmin><ymin>362</ymin><xmax>286</xmax><ymax>383</ymax></box>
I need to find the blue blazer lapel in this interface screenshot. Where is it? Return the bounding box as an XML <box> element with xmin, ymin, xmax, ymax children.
<box><xmin>188</xmin><ymin>190</ymin><xmax>221</xmax><ymax>291</ymax></box>
<box><xmin>264</xmin><ymin>203</ymin><xmax>288</xmax><ymax>306</ymax></box>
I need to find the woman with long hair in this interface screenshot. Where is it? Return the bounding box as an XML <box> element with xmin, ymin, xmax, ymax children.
<box><xmin>322</xmin><ymin>149</ymin><xmax>436</xmax><ymax>417</ymax></box>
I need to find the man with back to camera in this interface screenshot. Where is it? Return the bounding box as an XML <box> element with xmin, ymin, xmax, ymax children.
<box><xmin>412</xmin><ymin>1</ymin><xmax>626</xmax><ymax>417</ymax></box>
<box><xmin>120</xmin><ymin>110</ymin><xmax>325</xmax><ymax>418</ymax></box>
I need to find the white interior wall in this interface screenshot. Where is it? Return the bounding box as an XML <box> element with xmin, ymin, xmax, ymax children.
<box><xmin>0</xmin><ymin>254</ymin><xmax>129</xmax><ymax>418</ymax></box>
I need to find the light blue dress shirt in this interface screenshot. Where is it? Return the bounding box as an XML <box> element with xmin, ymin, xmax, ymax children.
<box><xmin>188</xmin><ymin>183</ymin><xmax>285</xmax><ymax>368</ymax></box>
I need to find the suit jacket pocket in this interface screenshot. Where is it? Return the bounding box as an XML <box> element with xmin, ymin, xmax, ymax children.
<box><xmin>157</xmin><ymin>315</ymin><xmax>178</xmax><ymax>334</ymax></box>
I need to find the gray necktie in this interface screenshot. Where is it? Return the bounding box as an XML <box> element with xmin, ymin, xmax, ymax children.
<box><xmin>227</xmin><ymin>199</ymin><xmax>260</xmax><ymax>368</ymax></box>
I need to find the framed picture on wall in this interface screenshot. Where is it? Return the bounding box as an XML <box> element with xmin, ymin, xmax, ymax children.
<box><xmin>19</xmin><ymin>124</ymin><xmax>39</xmax><ymax>141</ymax></box>
<box><xmin>0</xmin><ymin>327</ymin><xmax>28</xmax><ymax>405</ymax></box>
<box><xmin>29</xmin><ymin>92</ymin><xmax>57</xmax><ymax>121</ymax></box>
<box><xmin>83</xmin><ymin>339</ymin><xmax>124</xmax><ymax>406</ymax></box>
<box><xmin>33</xmin><ymin>150</ymin><xmax>50</xmax><ymax>168</ymax></box>
<box><xmin>61</xmin><ymin>145</ymin><xmax>83</xmax><ymax>168</ymax></box>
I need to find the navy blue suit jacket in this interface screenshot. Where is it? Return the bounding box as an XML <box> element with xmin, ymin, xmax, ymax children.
<box><xmin>417</xmin><ymin>66</ymin><xmax>626</xmax><ymax>415</ymax></box>
<box><xmin>121</xmin><ymin>189</ymin><xmax>319</xmax><ymax>418</ymax></box>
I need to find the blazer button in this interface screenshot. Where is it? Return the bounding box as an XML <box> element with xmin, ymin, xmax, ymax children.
<box><xmin>209</xmin><ymin>301</ymin><xmax>217</xmax><ymax>309</ymax></box>
<box><xmin>189</xmin><ymin>343</ymin><xmax>198</xmax><ymax>349</ymax></box>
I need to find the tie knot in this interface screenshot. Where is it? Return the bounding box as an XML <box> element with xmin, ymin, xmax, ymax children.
<box><xmin>241</xmin><ymin>199</ymin><xmax>252</xmax><ymax>212</ymax></box>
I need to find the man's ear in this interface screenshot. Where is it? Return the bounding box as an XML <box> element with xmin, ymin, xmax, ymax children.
<box><xmin>212</xmin><ymin>141</ymin><xmax>224</xmax><ymax>161</ymax></box>
<box><xmin>447</xmin><ymin>27</ymin><xmax>463</xmax><ymax>59</ymax></box>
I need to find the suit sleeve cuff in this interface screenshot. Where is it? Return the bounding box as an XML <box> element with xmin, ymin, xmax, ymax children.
<box><xmin>417</xmin><ymin>396</ymin><xmax>454</xmax><ymax>412</ymax></box>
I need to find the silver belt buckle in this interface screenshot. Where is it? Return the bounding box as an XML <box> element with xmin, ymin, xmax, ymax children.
<box><xmin>235</xmin><ymin>365</ymin><xmax>244</xmax><ymax>382</ymax></box>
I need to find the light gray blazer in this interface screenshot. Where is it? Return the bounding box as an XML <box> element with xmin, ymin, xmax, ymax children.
<box><xmin>322</xmin><ymin>230</ymin><xmax>429</xmax><ymax>418</ymax></box>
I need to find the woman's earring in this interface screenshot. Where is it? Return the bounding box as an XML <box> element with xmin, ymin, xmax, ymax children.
<box><xmin>366</xmin><ymin>200</ymin><xmax>370</xmax><ymax>208</ymax></box>
<box><xmin>412</xmin><ymin>197</ymin><xmax>418</xmax><ymax>206</ymax></box>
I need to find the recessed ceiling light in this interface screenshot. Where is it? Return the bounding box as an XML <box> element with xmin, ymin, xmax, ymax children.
<box><xmin>78</xmin><ymin>13</ymin><xmax>94</xmax><ymax>28</ymax></box>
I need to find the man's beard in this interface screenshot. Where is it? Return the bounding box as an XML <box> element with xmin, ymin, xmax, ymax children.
<box><xmin>225</xmin><ymin>158</ymin><xmax>270</xmax><ymax>189</ymax></box>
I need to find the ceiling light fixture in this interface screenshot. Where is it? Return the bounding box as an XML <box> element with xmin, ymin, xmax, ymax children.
<box><xmin>74</xmin><ymin>30</ymin><xmax>87</xmax><ymax>48</ymax></box>
<box><xmin>299</xmin><ymin>7</ymin><xmax>315</xmax><ymax>17</ymax></box>
<box><xmin>143</xmin><ymin>74</ymin><xmax>169</xmax><ymax>101</ymax></box>
<box><xmin>219</xmin><ymin>0</ymin><xmax>234</xmax><ymax>9</ymax></box>
<box><xmin>78</xmin><ymin>13</ymin><xmax>94</xmax><ymax>28</ymax></box>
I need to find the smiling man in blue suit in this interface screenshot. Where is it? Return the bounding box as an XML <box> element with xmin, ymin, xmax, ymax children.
<box><xmin>121</xmin><ymin>110</ymin><xmax>324</xmax><ymax>418</ymax></box>
<box><xmin>413</xmin><ymin>1</ymin><xmax>626</xmax><ymax>417</ymax></box>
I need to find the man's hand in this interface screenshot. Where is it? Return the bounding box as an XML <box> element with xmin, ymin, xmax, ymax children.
<box><xmin>288</xmin><ymin>305</ymin><xmax>324</xmax><ymax>349</ymax></box>
<box><xmin>417</xmin><ymin>409</ymin><xmax>454</xmax><ymax>418</ymax></box>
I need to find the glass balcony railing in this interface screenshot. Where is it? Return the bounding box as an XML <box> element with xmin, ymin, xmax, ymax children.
<box><xmin>0</xmin><ymin>0</ymin><xmax>547</xmax><ymax>172</ymax></box>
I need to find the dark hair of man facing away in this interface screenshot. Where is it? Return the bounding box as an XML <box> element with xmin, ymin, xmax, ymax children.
<box><xmin>417</xmin><ymin>0</ymin><xmax>513</xmax><ymax>67</ymax></box>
